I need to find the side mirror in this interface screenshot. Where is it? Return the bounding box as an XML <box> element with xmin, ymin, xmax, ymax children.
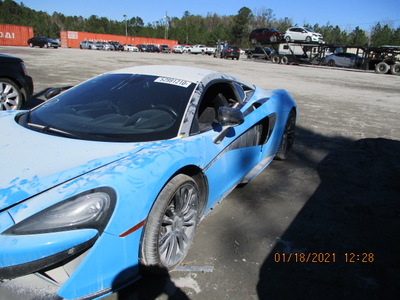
<box><xmin>218</xmin><ymin>106</ymin><xmax>244</xmax><ymax>126</ymax></box>
<box><xmin>213</xmin><ymin>107</ymin><xmax>244</xmax><ymax>144</ymax></box>
<box><xmin>45</xmin><ymin>86</ymin><xmax>73</xmax><ymax>99</ymax></box>
<box><xmin>45</xmin><ymin>87</ymin><xmax>62</xmax><ymax>99</ymax></box>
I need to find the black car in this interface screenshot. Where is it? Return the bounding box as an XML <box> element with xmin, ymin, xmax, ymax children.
<box><xmin>220</xmin><ymin>45</ymin><xmax>240</xmax><ymax>60</ymax></box>
<box><xmin>137</xmin><ymin>44</ymin><xmax>149</xmax><ymax>52</ymax></box>
<box><xmin>245</xmin><ymin>47</ymin><xmax>276</xmax><ymax>60</ymax></box>
<box><xmin>27</xmin><ymin>37</ymin><xmax>59</xmax><ymax>48</ymax></box>
<box><xmin>0</xmin><ymin>55</ymin><xmax>34</xmax><ymax>110</ymax></box>
<box><xmin>159</xmin><ymin>44</ymin><xmax>171</xmax><ymax>53</ymax></box>
<box><xmin>147</xmin><ymin>45</ymin><xmax>160</xmax><ymax>52</ymax></box>
<box><xmin>109</xmin><ymin>41</ymin><xmax>124</xmax><ymax>51</ymax></box>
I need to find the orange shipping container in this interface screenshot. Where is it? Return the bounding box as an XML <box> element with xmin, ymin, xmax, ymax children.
<box><xmin>0</xmin><ymin>24</ymin><xmax>34</xmax><ymax>46</ymax></box>
<box><xmin>60</xmin><ymin>31</ymin><xmax>178</xmax><ymax>50</ymax></box>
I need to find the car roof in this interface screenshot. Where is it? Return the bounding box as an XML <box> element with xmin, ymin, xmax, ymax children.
<box><xmin>108</xmin><ymin>65</ymin><xmax>218</xmax><ymax>83</ymax></box>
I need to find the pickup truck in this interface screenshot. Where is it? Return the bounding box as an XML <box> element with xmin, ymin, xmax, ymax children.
<box><xmin>189</xmin><ymin>45</ymin><xmax>215</xmax><ymax>55</ymax></box>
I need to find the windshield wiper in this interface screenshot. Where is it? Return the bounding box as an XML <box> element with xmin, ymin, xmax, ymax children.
<box><xmin>27</xmin><ymin>122</ymin><xmax>80</xmax><ymax>138</ymax></box>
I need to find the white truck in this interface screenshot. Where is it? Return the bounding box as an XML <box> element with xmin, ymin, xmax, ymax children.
<box><xmin>189</xmin><ymin>45</ymin><xmax>215</xmax><ymax>55</ymax></box>
<box><xmin>274</xmin><ymin>43</ymin><xmax>334</xmax><ymax>64</ymax></box>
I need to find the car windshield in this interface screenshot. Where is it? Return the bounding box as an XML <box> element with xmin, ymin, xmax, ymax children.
<box><xmin>23</xmin><ymin>74</ymin><xmax>196</xmax><ymax>142</ymax></box>
<box><xmin>304</xmin><ymin>28</ymin><xmax>315</xmax><ymax>32</ymax></box>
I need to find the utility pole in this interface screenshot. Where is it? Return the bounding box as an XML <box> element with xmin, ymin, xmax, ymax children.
<box><xmin>123</xmin><ymin>14</ymin><xmax>128</xmax><ymax>36</ymax></box>
<box><xmin>164</xmin><ymin>11</ymin><xmax>169</xmax><ymax>39</ymax></box>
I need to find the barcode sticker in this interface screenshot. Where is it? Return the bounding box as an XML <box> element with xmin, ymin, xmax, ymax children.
<box><xmin>154</xmin><ymin>77</ymin><xmax>192</xmax><ymax>88</ymax></box>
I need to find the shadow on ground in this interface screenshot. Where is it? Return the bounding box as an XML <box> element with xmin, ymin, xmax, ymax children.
<box><xmin>257</xmin><ymin>130</ymin><xmax>400</xmax><ymax>299</ymax></box>
<box><xmin>114</xmin><ymin>272</ymin><xmax>190</xmax><ymax>300</ymax></box>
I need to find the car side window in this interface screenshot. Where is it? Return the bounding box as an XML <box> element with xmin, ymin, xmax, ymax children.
<box><xmin>191</xmin><ymin>82</ymin><xmax>239</xmax><ymax>134</ymax></box>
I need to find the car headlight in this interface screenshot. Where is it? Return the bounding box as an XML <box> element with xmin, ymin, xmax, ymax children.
<box><xmin>4</xmin><ymin>188</ymin><xmax>116</xmax><ymax>235</ymax></box>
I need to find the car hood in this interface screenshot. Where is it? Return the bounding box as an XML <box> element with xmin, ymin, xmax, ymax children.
<box><xmin>0</xmin><ymin>112</ymin><xmax>143</xmax><ymax>210</ymax></box>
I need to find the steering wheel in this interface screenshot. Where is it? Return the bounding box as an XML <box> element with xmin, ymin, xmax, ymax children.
<box><xmin>108</xmin><ymin>100</ymin><xmax>121</xmax><ymax>114</ymax></box>
<box><xmin>154</xmin><ymin>104</ymin><xmax>178</xmax><ymax>118</ymax></box>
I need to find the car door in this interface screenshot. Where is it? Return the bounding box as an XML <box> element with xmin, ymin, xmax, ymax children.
<box><xmin>336</xmin><ymin>53</ymin><xmax>348</xmax><ymax>67</ymax></box>
<box><xmin>290</xmin><ymin>28</ymin><xmax>301</xmax><ymax>41</ymax></box>
<box><xmin>299</xmin><ymin>28</ymin><xmax>309</xmax><ymax>41</ymax></box>
<box><xmin>189</xmin><ymin>81</ymin><xmax>265</xmax><ymax>209</ymax></box>
<box><xmin>334</xmin><ymin>53</ymin><xmax>344</xmax><ymax>66</ymax></box>
<box><xmin>344</xmin><ymin>53</ymin><xmax>355</xmax><ymax>67</ymax></box>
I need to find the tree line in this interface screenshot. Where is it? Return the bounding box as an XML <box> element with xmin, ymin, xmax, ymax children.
<box><xmin>1</xmin><ymin>0</ymin><xmax>399</xmax><ymax>47</ymax></box>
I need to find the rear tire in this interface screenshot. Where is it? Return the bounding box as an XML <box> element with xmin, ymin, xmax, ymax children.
<box><xmin>280</xmin><ymin>56</ymin><xmax>289</xmax><ymax>65</ymax></box>
<box><xmin>275</xmin><ymin>109</ymin><xmax>296</xmax><ymax>160</ymax></box>
<box><xmin>140</xmin><ymin>174</ymin><xmax>200</xmax><ymax>274</ymax></box>
<box><xmin>390</xmin><ymin>63</ymin><xmax>400</xmax><ymax>75</ymax></box>
<box><xmin>271</xmin><ymin>54</ymin><xmax>280</xmax><ymax>64</ymax></box>
<box><xmin>375</xmin><ymin>62</ymin><xmax>390</xmax><ymax>74</ymax></box>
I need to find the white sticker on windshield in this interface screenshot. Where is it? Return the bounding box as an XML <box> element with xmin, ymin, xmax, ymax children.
<box><xmin>154</xmin><ymin>77</ymin><xmax>192</xmax><ymax>88</ymax></box>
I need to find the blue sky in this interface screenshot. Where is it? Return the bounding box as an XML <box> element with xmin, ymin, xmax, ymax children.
<box><xmin>20</xmin><ymin>0</ymin><xmax>400</xmax><ymax>31</ymax></box>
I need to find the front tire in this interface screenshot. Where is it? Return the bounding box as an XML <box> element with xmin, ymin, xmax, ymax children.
<box><xmin>275</xmin><ymin>109</ymin><xmax>296</xmax><ymax>160</ymax></box>
<box><xmin>140</xmin><ymin>174</ymin><xmax>200</xmax><ymax>273</ymax></box>
<box><xmin>327</xmin><ymin>59</ymin><xmax>335</xmax><ymax>67</ymax></box>
<box><xmin>0</xmin><ymin>78</ymin><xmax>23</xmax><ymax>110</ymax></box>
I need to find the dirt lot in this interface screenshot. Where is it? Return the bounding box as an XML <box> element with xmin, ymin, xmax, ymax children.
<box><xmin>1</xmin><ymin>46</ymin><xmax>399</xmax><ymax>300</ymax></box>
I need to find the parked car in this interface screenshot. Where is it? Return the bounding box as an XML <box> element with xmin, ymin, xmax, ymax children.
<box><xmin>123</xmin><ymin>44</ymin><xmax>138</xmax><ymax>52</ymax></box>
<box><xmin>173</xmin><ymin>45</ymin><xmax>183</xmax><ymax>53</ymax></box>
<box><xmin>53</xmin><ymin>38</ymin><xmax>61</xmax><ymax>47</ymax></box>
<box><xmin>182</xmin><ymin>45</ymin><xmax>192</xmax><ymax>53</ymax></box>
<box><xmin>0</xmin><ymin>54</ymin><xmax>33</xmax><ymax>110</ymax></box>
<box><xmin>148</xmin><ymin>44</ymin><xmax>160</xmax><ymax>52</ymax></box>
<box><xmin>93</xmin><ymin>41</ymin><xmax>112</xmax><ymax>50</ymax></box>
<box><xmin>27</xmin><ymin>36</ymin><xmax>59</xmax><ymax>49</ymax></box>
<box><xmin>284</xmin><ymin>27</ymin><xmax>324</xmax><ymax>43</ymax></box>
<box><xmin>245</xmin><ymin>47</ymin><xmax>277</xmax><ymax>60</ymax></box>
<box><xmin>137</xmin><ymin>44</ymin><xmax>149</xmax><ymax>52</ymax></box>
<box><xmin>160</xmin><ymin>44</ymin><xmax>171</xmax><ymax>53</ymax></box>
<box><xmin>249</xmin><ymin>28</ymin><xmax>284</xmax><ymax>43</ymax></box>
<box><xmin>323</xmin><ymin>53</ymin><xmax>363</xmax><ymax>67</ymax></box>
<box><xmin>204</xmin><ymin>46</ymin><xmax>216</xmax><ymax>55</ymax></box>
<box><xmin>109</xmin><ymin>41</ymin><xmax>124</xmax><ymax>51</ymax></box>
<box><xmin>94</xmin><ymin>42</ymin><xmax>104</xmax><ymax>50</ymax></box>
<box><xmin>79</xmin><ymin>40</ymin><xmax>101</xmax><ymax>50</ymax></box>
<box><xmin>220</xmin><ymin>45</ymin><xmax>241</xmax><ymax>60</ymax></box>
<box><xmin>0</xmin><ymin>65</ymin><xmax>296</xmax><ymax>300</ymax></box>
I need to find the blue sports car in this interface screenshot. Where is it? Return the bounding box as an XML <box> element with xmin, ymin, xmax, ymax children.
<box><xmin>0</xmin><ymin>65</ymin><xmax>296</xmax><ymax>299</ymax></box>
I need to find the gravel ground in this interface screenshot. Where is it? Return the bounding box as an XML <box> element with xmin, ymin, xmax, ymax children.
<box><xmin>1</xmin><ymin>46</ymin><xmax>399</xmax><ymax>300</ymax></box>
